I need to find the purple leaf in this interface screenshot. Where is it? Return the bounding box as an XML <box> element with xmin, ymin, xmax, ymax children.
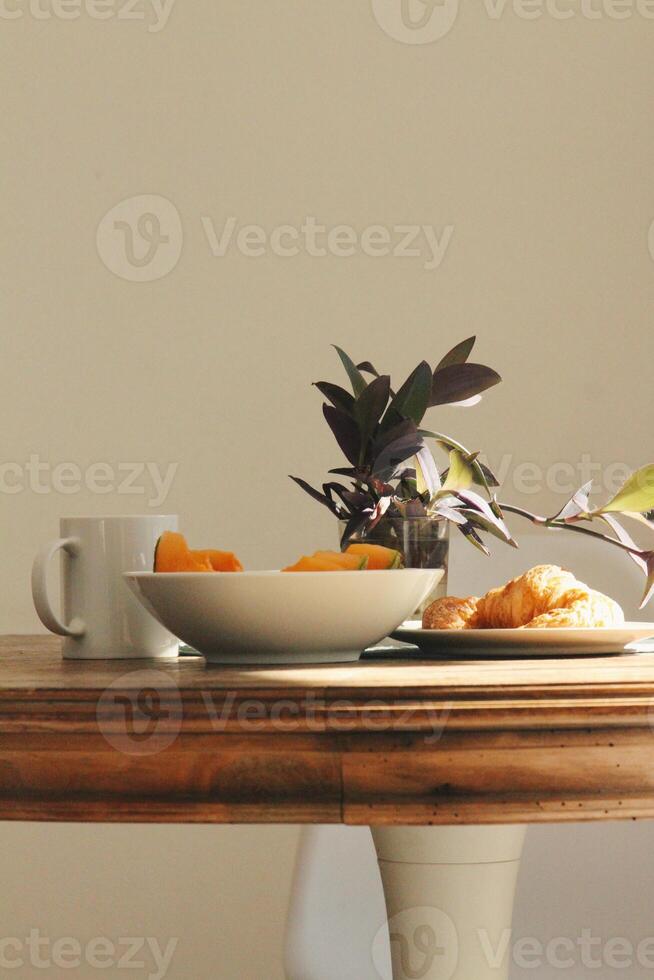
<box><xmin>342</xmin><ymin>490</ymin><xmax>372</xmax><ymax>510</ymax></box>
<box><xmin>328</xmin><ymin>466</ymin><xmax>360</xmax><ymax>478</ymax></box>
<box><xmin>339</xmin><ymin>511</ymin><xmax>373</xmax><ymax>549</ymax></box>
<box><xmin>323</xmin><ymin>404</ymin><xmax>361</xmax><ymax>465</ymax></box>
<box><xmin>432</xmin><ymin>502</ymin><xmax>468</xmax><ymax>525</ymax></box>
<box><xmin>367</xmin><ymin>495</ymin><xmax>392</xmax><ymax>530</ymax></box>
<box><xmin>435</xmin><ymin>336</ymin><xmax>476</xmax><ymax>372</ymax></box>
<box><xmin>415</xmin><ymin>446</ymin><xmax>442</xmax><ymax>495</ymax></box>
<box><xmin>457</xmin><ymin>522</ymin><xmax>490</xmax><ymax>556</ymax></box>
<box><xmin>290</xmin><ymin>476</ymin><xmax>342</xmax><ymax>516</ymax></box>
<box><xmin>356</xmin><ymin>361</ymin><xmax>380</xmax><ymax>377</ymax></box>
<box><xmin>313</xmin><ymin>382</ymin><xmax>355</xmax><ymax>415</ymax></box>
<box><xmin>373</xmin><ymin>418</ymin><xmax>418</xmax><ymax>456</ymax></box>
<box><xmin>459</xmin><ymin>509</ymin><xmax>519</xmax><ymax>547</ymax></box>
<box><xmin>640</xmin><ymin>552</ymin><xmax>654</xmax><ymax>608</ymax></box>
<box><xmin>323</xmin><ymin>481</ymin><xmax>371</xmax><ymax>513</ymax></box>
<box><xmin>322</xmin><ymin>482</ymin><xmax>357</xmax><ymax>513</ymax></box>
<box><xmin>450</xmin><ymin>489</ymin><xmax>515</xmax><ymax>544</ymax></box>
<box><xmin>430</xmin><ymin>363</ymin><xmax>502</xmax><ymax>407</ymax></box>
<box><xmin>374</xmin><ymin>435</ymin><xmax>424</xmax><ymax>481</ymax></box>
<box><xmin>382</xmin><ymin>361</ymin><xmax>432</xmax><ymax>428</ymax></box>
<box><xmin>357</xmin><ymin>361</ymin><xmax>397</xmax><ymax>398</ymax></box>
<box><xmin>599</xmin><ymin>515</ymin><xmax>648</xmax><ymax>573</ymax></box>
<box><xmin>356</xmin><ymin>375</ymin><xmax>391</xmax><ymax>448</ymax></box>
<box><xmin>551</xmin><ymin>481</ymin><xmax>593</xmax><ymax>522</ymax></box>
<box><xmin>333</xmin><ymin>346</ymin><xmax>366</xmax><ymax>396</ymax></box>
<box><xmin>404</xmin><ymin>499</ymin><xmax>427</xmax><ymax>518</ymax></box>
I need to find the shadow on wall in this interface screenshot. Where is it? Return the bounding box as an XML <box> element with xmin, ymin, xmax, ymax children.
<box><xmin>285</xmin><ymin>535</ymin><xmax>654</xmax><ymax>980</ymax></box>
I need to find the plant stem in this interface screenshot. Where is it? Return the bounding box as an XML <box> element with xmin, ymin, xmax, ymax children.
<box><xmin>499</xmin><ymin>503</ymin><xmax>644</xmax><ymax>558</ymax></box>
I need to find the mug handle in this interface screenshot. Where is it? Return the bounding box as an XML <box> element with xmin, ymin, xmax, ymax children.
<box><xmin>31</xmin><ymin>537</ymin><xmax>86</xmax><ymax>637</ymax></box>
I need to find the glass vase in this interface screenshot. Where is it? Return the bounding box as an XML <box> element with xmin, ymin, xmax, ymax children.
<box><xmin>338</xmin><ymin>516</ymin><xmax>449</xmax><ymax>620</ymax></box>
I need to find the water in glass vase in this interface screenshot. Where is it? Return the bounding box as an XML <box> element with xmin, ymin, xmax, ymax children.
<box><xmin>339</xmin><ymin>516</ymin><xmax>449</xmax><ymax>620</ymax></box>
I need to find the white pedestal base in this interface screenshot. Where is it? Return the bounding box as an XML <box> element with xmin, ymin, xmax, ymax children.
<box><xmin>372</xmin><ymin>825</ymin><xmax>527</xmax><ymax>980</ymax></box>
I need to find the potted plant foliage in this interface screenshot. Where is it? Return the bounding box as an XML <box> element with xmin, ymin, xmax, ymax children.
<box><xmin>292</xmin><ymin>339</ymin><xmax>654</xmax><ymax>610</ymax></box>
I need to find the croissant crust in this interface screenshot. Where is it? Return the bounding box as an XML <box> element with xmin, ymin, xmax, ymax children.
<box><xmin>422</xmin><ymin>565</ymin><xmax>624</xmax><ymax>630</ymax></box>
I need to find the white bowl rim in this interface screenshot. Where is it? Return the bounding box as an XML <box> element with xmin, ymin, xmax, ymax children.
<box><xmin>124</xmin><ymin>568</ymin><xmax>438</xmax><ymax>578</ymax></box>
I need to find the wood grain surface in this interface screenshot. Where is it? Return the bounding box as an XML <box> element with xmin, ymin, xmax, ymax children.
<box><xmin>2</xmin><ymin>635</ymin><xmax>654</xmax><ymax>824</ymax></box>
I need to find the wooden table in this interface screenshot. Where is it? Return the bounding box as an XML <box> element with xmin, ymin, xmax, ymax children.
<box><xmin>4</xmin><ymin>635</ymin><xmax>654</xmax><ymax>980</ymax></box>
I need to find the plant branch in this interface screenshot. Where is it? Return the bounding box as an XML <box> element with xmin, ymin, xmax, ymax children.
<box><xmin>499</xmin><ymin>503</ymin><xmax>645</xmax><ymax>558</ymax></box>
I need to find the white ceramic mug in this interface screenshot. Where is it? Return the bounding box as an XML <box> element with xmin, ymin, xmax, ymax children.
<box><xmin>32</xmin><ymin>516</ymin><xmax>179</xmax><ymax>660</ymax></box>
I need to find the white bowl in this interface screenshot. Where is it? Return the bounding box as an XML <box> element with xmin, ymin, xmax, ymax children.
<box><xmin>124</xmin><ymin>569</ymin><xmax>441</xmax><ymax>664</ymax></box>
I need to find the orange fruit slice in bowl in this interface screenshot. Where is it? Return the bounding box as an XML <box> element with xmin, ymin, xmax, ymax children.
<box><xmin>312</xmin><ymin>550</ymin><xmax>368</xmax><ymax>570</ymax></box>
<box><xmin>345</xmin><ymin>543</ymin><xmax>403</xmax><ymax>569</ymax></box>
<box><xmin>154</xmin><ymin>531</ymin><xmax>242</xmax><ymax>573</ymax></box>
<box><xmin>283</xmin><ymin>556</ymin><xmax>347</xmax><ymax>572</ymax></box>
<box><xmin>192</xmin><ymin>549</ymin><xmax>244</xmax><ymax>572</ymax></box>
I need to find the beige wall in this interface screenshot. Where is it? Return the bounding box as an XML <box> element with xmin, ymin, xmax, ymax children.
<box><xmin>3</xmin><ymin>0</ymin><xmax>654</xmax><ymax>638</ymax></box>
<box><xmin>2</xmin><ymin>1</ymin><xmax>654</xmax><ymax>977</ymax></box>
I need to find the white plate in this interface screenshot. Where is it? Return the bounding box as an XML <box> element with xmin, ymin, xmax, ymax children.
<box><xmin>124</xmin><ymin>569</ymin><xmax>441</xmax><ymax>665</ymax></box>
<box><xmin>391</xmin><ymin>621</ymin><xmax>654</xmax><ymax>658</ymax></box>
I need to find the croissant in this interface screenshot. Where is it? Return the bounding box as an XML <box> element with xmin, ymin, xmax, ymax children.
<box><xmin>422</xmin><ymin>565</ymin><xmax>624</xmax><ymax>630</ymax></box>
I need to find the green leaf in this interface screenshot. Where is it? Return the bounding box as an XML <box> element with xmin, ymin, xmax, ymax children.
<box><xmin>596</xmin><ymin>465</ymin><xmax>654</xmax><ymax>515</ymax></box>
<box><xmin>440</xmin><ymin>449</ymin><xmax>474</xmax><ymax>493</ymax></box>
<box><xmin>435</xmin><ymin>336</ymin><xmax>476</xmax><ymax>372</ymax></box>
<box><xmin>333</xmin><ymin>346</ymin><xmax>366</xmax><ymax>397</ymax></box>
<box><xmin>381</xmin><ymin>361</ymin><xmax>432</xmax><ymax>430</ymax></box>
<box><xmin>421</xmin><ymin>430</ymin><xmax>494</xmax><ymax>497</ymax></box>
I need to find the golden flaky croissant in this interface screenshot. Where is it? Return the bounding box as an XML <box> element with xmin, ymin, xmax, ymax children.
<box><xmin>422</xmin><ymin>565</ymin><xmax>624</xmax><ymax>630</ymax></box>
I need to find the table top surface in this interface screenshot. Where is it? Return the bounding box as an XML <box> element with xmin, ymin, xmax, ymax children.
<box><xmin>3</xmin><ymin>636</ymin><xmax>654</xmax><ymax>825</ymax></box>
<box><xmin>4</xmin><ymin>634</ymin><xmax>654</xmax><ymax>731</ymax></box>
<box><xmin>5</xmin><ymin>634</ymin><xmax>654</xmax><ymax>690</ymax></box>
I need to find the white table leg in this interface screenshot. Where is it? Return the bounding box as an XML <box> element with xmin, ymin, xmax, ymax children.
<box><xmin>371</xmin><ymin>825</ymin><xmax>527</xmax><ymax>980</ymax></box>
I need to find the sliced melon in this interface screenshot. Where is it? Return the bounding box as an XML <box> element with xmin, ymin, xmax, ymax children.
<box><xmin>154</xmin><ymin>531</ymin><xmax>213</xmax><ymax>572</ymax></box>
<box><xmin>282</xmin><ymin>556</ymin><xmax>346</xmax><ymax>572</ymax></box>
<box><xmin>345</xmin><ymin>543</ymin><xmax>403</xmax><ymax>570</ymax></box>
<box><xmin>313</xmin><ymin>550</ymin><xmax>368</xmax><ymax>570</ymax></box>
<box><xmin>192</xmin><ymin>549</ymin><xmax>243</xmax><ymax>572</ymax></box>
